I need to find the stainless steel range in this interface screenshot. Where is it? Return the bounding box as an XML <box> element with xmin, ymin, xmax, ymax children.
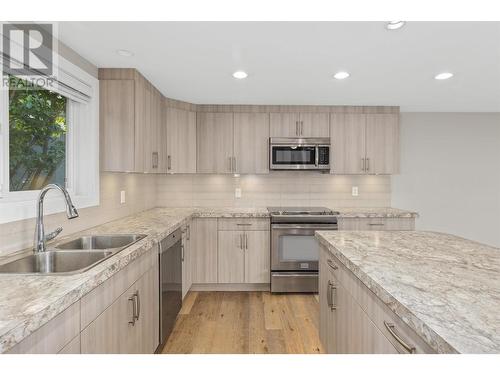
<box><xmin>268</xmin><ymin>206</ymin><xmax>339</xmax><ymax>293</ymax></box>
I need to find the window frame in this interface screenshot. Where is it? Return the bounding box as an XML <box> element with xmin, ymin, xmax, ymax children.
<box><xmin>0</xmin><ymin>54</ymin><xmax>100</xmax><ymax>224</ymax></box>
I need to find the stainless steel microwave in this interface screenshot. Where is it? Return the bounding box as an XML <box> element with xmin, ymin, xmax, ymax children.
<box><xmin>269</xmin><ymin>137</ymin><xmax>330</xmax><ymax>170</ymax></box>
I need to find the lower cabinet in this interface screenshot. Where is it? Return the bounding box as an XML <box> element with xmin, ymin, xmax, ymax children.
<box><xmin>81</xmin><ymin>266</ymin><xmax>158</xmax><ymax>354</ymax></box>
<box><xmin>319</xmin><ymin>245</ymin><xmax>435</xmax><ymax>354</ymax></box>
<box><xmin>190</xmin><ymin>218</ymin><xmax>218</xmax><ymax>283</ymax></box>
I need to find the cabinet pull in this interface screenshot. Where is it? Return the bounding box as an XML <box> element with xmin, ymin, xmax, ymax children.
<box><xmin>152</xmin><ymin>152</ymin><xmax>159</xmax><ymax>169</ymax></box>
<box><xmin>295</xmin><ymin>121</ymin><xmax>299</xmax><ymax>136</ymax></box>
<box><xmin>361</xmin><ymin>158</ymin><xmax>365</xmax><ymax>172</ymax></box>
<box><xmin>167</xmin><ymin>155</ymin><xmax>171</xmax><ymax>170</ymax></box>
<box><xmin>366</xmin><ymin>157</ymin><xmax>370</xmax><ymax>172</ymax></box>
<box><xmin>239</xmin><ymin>233</ymin><xmax>243</xmax><ymax>249</ymax></box>
<box><xmin>135</xmin><ymin>290</ymin><xmax>141</xmax><ymax>321</ymax></box>
<box><xmin>326</xmin><ymin>258</ymin><xmax>338</xmax><ymax>270</ymax></box>
<box><xmin>187</xmin><ymin>224</ymin><xmax>190</xmax><ymax>240</ymax></box>
<box><xmin>181</xmin><ymin>244</ymin><xmax>185</xmax><ymax>262</ymax></box>
<box><xmin>368</xmin><ymin>223</ymin><xmax>385</xmax><ymax>226</ymax></box>
<box><xmin>328</xmin><ymin>281</ymin><xmax>337</xmax><ymax>311</ymax></box>
<box><xmin>244</xmin><ymin>233</ymin><xmax>248</xmax><ymax>249</ymax></box>
<box><xmin>300</xmin><ymin>121</ymin><xmax>304</xmax><ymax>136</ymax></box>
<box><xmin>128</xmin><ymin>294</ymin><xmax>137</xmax><ymax>325</ymax></box>
<box><xmin>384</xmin><ymin>321</ymin><xmax>416</xmax><ymax>354</ymax></box>
<box><xmin>236</xmin><ymin>223</ymin><xmax>252</xmax><ymax>226</ymax></box>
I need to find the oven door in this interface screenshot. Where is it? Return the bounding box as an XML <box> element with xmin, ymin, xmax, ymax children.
<box><xmin>270</xmin><ymin>145</ymin><xmax>317</xmax><ymax>170</ymax></box>
<box><xmin>271</xmin><ymin>223</ymin><xmax>337</xmax><ymax>271</ymax></box>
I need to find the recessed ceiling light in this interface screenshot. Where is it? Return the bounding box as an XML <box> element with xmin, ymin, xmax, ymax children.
<box><xmin>116</xmin><ymin>49</ymin><xmax>134</xmax><ymax>57</ymax></box>
<box><xmin>333</xmin><ymin>71</ymin><xmax>350</xmax><ymax>80</ymax></box>
<box><xmin>434</xmin><ymin>72</ymin><xmax>454</xmax><ymax>80</ymax></box>
<box><xmin>232</xmin><ymin>71</ymin><xmax>248</xmax><ymax>79</ymax></box>
<box><xmin>386</xmin><ymin>21</ymin><xmax>406</xmax><ymax>30</ymax></box>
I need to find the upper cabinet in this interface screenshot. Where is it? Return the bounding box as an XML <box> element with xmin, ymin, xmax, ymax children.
<box><xmin>233</xmin><ymin>113</ymin><xmax>270</xmax><ymax>174</ymax></box>
<box><xmin>330</xmin><ymin>113</ymin><xmax>399</xmax><ymax>175</ymax></box>
<box><xmin>270</xmin><ymin>112</ymin><xmax>329</xmax><ymax>138</ymax></box>
<box><xmin>99</xmin><ymin>68</ymin><xmax>165</xmax><ymax>173</ymax></box>
<box><xmin>165</xmin><ymin>106</ymin><xmax>197</xmax><ymax>173</ymax></box>
<box><xmin>196</xmin><ymin>112</ymin><xmax>234</xmax><ymax>173</ymax></box>
<box><xmin>197</xmin><ymin>112</ymin><xmax>270</xmax><ymax>174</ymax></box>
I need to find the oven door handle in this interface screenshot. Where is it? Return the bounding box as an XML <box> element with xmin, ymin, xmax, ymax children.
<box><xmin>271</xmin><ymin>224</ymin><xmax>338</xmax><ymax>230</ymax></box>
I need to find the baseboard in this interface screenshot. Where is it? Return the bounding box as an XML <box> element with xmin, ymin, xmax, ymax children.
<box><xmin>190</xmin><ymin>283</ymin><xmax>270</xmax><ymax>292</ymax></box>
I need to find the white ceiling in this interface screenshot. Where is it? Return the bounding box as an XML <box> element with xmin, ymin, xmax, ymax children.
<box><xmin>59</xmin><ymin>22</ymin><xmax>500</xmax><ymax>112</ymax></box>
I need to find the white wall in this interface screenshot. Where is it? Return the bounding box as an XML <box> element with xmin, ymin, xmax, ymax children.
<box><xmin>392</xmin><ymin>113</ymin><xmax>500</xmax><ymax>248</ymax></box>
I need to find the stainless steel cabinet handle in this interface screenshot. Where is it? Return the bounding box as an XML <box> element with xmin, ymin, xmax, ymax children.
<box><xmin>181</xmin><ymin>244</ymin><xmax>185</xmax><ymax>262</ymax></box>
<box><xmin>327</xmin><ymin>281</ymin><xmax>337</xmax><ymax>311</ymax></box>
<box><xmin>295</xmin><ymin>121</ymin><xmax>299</xmax><ymax>136</ymax></box>
<box><xmin>244</xmin><ymin>233</ymin><xmax>248</xmax><ymax>250</ymax></box>
<box><xmin>152</xmin><ymin>152</ymin><xmax>158</xmax><ymax>169</ymax></box>
<box><xmin>236</xmin><ymin>223</ymin><xmax>252</xmax><ymax>226</ymax></box>
<box><xmin>128</xmin><ymin>294</ymin><xmax>136</xmax><ymax>325</ymax></box>
<box><xmin>384</xmin><ymin>321</ymin><xmax>416</xmax><ymax>354</ymax></box>
<box><xmin>366</xmin><ymin>157</ymin><xmax>370</xmax><ymax>172</ymax></box>
<box><xmin>326</xmin><ymin>281</ymin><xmax>332</xmax><ymax>307</ymax></box>
<box><xmin>239</xmin><ymin>233</ymin><xmax>243</xmax><ymax>249</ymax></box>
<box><xmin>135</xmin><ymin>290</ymin><xmax>141</xmax><ymax>321</ymax></box>
<box><xmin>327</xmin><ymin>258</ymin><xmax>338</xmax><ymax>270</ymax></box>
<box><xmin>300</xmin><ymin>121</ymin><xmax>304</xmax><ymax>136</ymax></box>
<box><xmin>187</xmin><ymin>224</ymin><xmax>190</xmax><ymax>240</ymax></box>
<box><xmin>368</xmin><ymin>223</ymin><xmax>385</xmax><ymax>226</ymax></box>
<box><xmin>167</xmin><ymin>155</ymin><xmax>171</xmax><ymax>170</ymax></box>
<box><xmin>361</xmin><ymin>158</ymin><xmax>365</xmax><ymax>172</ymax></box>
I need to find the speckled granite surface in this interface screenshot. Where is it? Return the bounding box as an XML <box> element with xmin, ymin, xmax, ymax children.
<box><xmin>337</xmin><ymin>207</ymin><xmax>418</xmax><ymax>218</ymax></box>
<box><xmin>0</xmin><ymin>206</ymin><xmax>415</xmax><ymax>353</ymax></box>
<box><xmin>315</xmin><ymin>230</ymin><xmax>500</xmax><ymax>354</ymax></box>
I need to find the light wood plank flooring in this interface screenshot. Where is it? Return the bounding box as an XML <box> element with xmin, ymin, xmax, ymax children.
<box><xmin>162</xmin><ymin>291</ymin><xmax>324</xmax><ymax>354</ymax></box>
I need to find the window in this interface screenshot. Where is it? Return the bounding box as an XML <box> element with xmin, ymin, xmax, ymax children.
<box><xmin>8</xmin><ymin>76</ymin><xmax>68</xmax><ymax>191</ymax></box>
<box><xmin>0</xmin><ymin>52</ymin><xmax>100</xmax><ymax>224</ymax></box>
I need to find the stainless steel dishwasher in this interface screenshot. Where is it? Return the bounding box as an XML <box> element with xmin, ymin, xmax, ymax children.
<box><xmin>158</xmin><ymin>228</ymin><xmax>182</xmax><ymax>351</ymax></box>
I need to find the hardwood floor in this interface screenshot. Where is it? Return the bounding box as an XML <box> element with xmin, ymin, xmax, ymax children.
<box><xmin>162</xmin><ymin>291</ymin><xmax>324</xmax><ymax>354</ymax></box>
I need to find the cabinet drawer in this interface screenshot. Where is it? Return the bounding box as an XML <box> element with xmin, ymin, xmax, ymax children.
<box><xmin>217</xmin><ymin>218</ymin><xmax>270</xmax><ymax>231</ymax></box>
<box><xmin>323</xmin><ymin>246</ymin><xmax>435</xmax><ymax>353</ymax></box>
<box><xmin>339</xmin><ymin>217</ymin><xmax>415</xmax><ymax>231</ymax></box>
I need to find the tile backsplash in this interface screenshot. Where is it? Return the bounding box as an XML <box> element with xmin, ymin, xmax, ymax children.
<box><xmin>0</xmin><ymin>172</ymin><xmax>157</xmax><ymax>256</ymax></box>
<box><xmin>157</xmin><ymin>172</ymin><xmax>391</xmax><ymax>208</ymax></box>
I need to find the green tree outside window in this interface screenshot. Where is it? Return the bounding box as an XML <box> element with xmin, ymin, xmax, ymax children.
<box><xmin>8</xmin><ymin>76</ymin><xmax>67</xmax><ymax>191</ymax></box>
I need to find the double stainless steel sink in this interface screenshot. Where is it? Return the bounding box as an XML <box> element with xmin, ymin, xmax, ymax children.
<box><xmin>0</xmin><ymin>234</ymin><xmax>146</xmax><ymax>275</ymax></box>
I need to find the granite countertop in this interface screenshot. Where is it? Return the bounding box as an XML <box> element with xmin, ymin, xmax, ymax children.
<box><xmin>315</xmin><ymin>230</ymin><xmax>500</xmax><ymax>354</ymax></box>
<box><xmin>0</xmin><ymin>205</ymin><xmax>416</xmax><ymax>353</ymax></box>
<box><xmin>337</xmin><ymin>207</ymin><xmax>418</xmax><ymax>218</ymax></box>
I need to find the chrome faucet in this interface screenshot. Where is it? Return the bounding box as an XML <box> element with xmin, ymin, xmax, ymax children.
<box><xmin>34</xmin><ymin>184</ymin><xmax>79</xmax><ymax>253</ymax></box>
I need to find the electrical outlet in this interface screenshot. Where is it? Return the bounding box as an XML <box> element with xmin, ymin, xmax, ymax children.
<box><xmin>235</xmin><ymin>188</ymin><xmax>242</xmax><ymax>198</ymax></box>
<box><xmin>120</xmin><ymin>190</ymin><xmax>126</xmax><ymax>204</ymax></box>
<box><xmin>351</xmin><ymin>186</ymin><xmax>359</xmax><ymax>197</ymax></box>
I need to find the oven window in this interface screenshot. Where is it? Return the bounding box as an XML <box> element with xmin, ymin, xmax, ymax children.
<box><xmin>278</xmin><ymin>235</ymin><xmax>319</xmax><ymax>262</ymax></box>
<box><xmin>272</xmin><ymin>146</ymin><xmax>316</xmax><ymax>165</ymax></box>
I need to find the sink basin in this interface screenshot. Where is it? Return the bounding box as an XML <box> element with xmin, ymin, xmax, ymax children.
<box><xmin>0</xmin><ymin>250</ymin><xmax>113</xmax><ymax>274</ymax></box>
<box><xmin>56</xmin><ymin>234</ymin><xmax>146</xmax><ymax>250</ymax></box>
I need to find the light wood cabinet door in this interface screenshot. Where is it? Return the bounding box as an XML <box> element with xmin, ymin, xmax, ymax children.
<box><xmin>319</xmin><ymin>251</ymin><xmax>336</xmax><ymax>353</ymax></box>
<box><xmin>182</xmin><ymin>222</ymin><xmax>193</xmax><ymax>299</ymax></box>
<box><xmin>190</xmin><ymin>218</ymin><xmax>218</xmax><ymax>283</ymax></box>
<box><xmin>81</xmin><ymin>281</ymin><xmax>139</xmax><ymax>353</ymax></box>
<box><xmin>196</xmin><ymin>112</ymin><xmax>234</xmax><ymax>173</ymax></box>
<box><xmin>233</xmin><ymin>112</ymin><xmax>270</xmax><ymax>174</ymax></box>
<box><xmin>166</xmin><ymin>107</ymin><xmax>197</xmax><ymax>173</ymax></box>
<box><xmin>299</xmin><ymin>112</ymin><xmax>330</xmax><ymax>137</ymax></box>
<box><xmin>330</xmin><ymin>113</ymin><xmax>366</xmax><ymax>174</ymax></box>
<box><xmin>270</xmin><ymin>112</ymin><xmax>300</xmax><ymax>137</ymax></box>
<box><xmin>143</xmin><ymin>85</ymin><xmax>162</xmax><ymax>173</ymax></box>
<box><xmin>100</xmin><ymin>80</ymin><xmax>135</xmax><ymax>172</ymax></box>
<box><xmin>244</xmin><ymin>230</ymin><xmax>270</xmax><ymax>283</ymax></box>
<box><xmin>135</xmin><ymin>266</ymin><xmax>159</xmax><ymax>353</ymax></box>
<box><xmin>218</xmin><ymin>231</ymin><xmax>245</xmax><ymax>283</ymax></box>
<box><xmin>365</xmin><ymin>114</ymin><xmax>400</xmax><ymax>174</ymax></box>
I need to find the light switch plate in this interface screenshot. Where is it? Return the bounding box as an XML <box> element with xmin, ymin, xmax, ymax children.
<box><xmin>351</xmin><ymin>186</ymin><xmax>359</xmax><ymax>197</ymax></box>
<box><xmin>120</xmin><ymin>190</ymin><xmax>126</xmax><ymax>204</ymax></box>
<box><xmin>235</xmin><ymin>188</ymin><xmax>242</xmax><ymax>198</ymax></box>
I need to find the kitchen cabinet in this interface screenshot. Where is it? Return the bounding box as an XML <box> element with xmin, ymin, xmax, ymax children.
<box><xmin>270</xmin><ymin>112</ymin><xmax>329</xmax><ymax>138</ymax></box>
<box><xmin>330</xmin><ymin>113</ymin><xmax>399</xmax><ymax>175</ymax></box>
<box><xmin>319</xmin><ymin>245</ymin><xmax>435</xmax><ymax>354</ymax></box>
<box><xmin>165</xmin><ymin>106</ymin><xmax>197</xmax><ymax>173</ymax></box>
<box><xmin>196</xmin><ymin>112</ymin><xmax>234</xmax><ymax>173</ymax></box>
<box><xmin>233</xmin><ymin>112</ymin><xmax>270</xmax><ymax>174</ymax></box>
<box><xmin>338</xmin><ymin>217</ymin><xmax>415</xmax><ymax>231</ymax></box>
<box><xmin>217</xmin><ymin>219</ymin><xmax>270</xmax><ymax>284</ymax></box>
<box><xmin>190</xmin><ymin>218</ymin><xmax>218</xmax><ymax>283</ymax></box>
<box><xmin>99</xmin><ymin>68</ymin><xmax>164</xmax><ymax>173</ymax></box>
<box><xmin>181</xmin><ymin>221</ymin><xmax>193</xmax><ymax>299</ymax></box>
<box><xmin>81</xmin><ymin>266</ymin><xmax>157</xmax><ymax>354</ymax></box>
